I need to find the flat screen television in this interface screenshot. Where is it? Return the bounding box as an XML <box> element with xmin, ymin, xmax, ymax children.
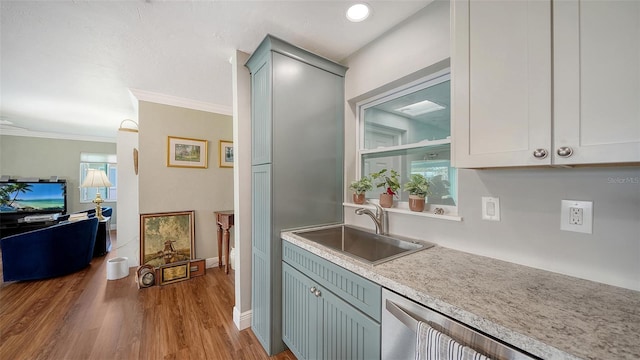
<box><xmin>0</xmin><ymin>181</ymin><xmax>67</xmax><ymax>215</ymax></box>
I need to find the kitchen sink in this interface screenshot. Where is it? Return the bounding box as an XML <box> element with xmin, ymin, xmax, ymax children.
<box><xmin>292</xmin><ymin>225</ymin><xmax>434</xmax><ymax>265</ymax></box>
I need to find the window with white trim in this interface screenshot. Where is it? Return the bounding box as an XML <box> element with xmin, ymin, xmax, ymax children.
<box><xmin>79</xmin><ymin>152</ymin><xmax>117</xmax><ymax>203</ymax></box>
<box><xmin>356</xmin><ymin>70</ymin><xmax>457</xmax><ymax>212</ymax></box>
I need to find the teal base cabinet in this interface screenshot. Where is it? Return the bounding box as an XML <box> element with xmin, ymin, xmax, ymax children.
<box><xmin>282</xmin><ymin>242</ymin><xmax>381</xmax><ymax>360</ymax></box>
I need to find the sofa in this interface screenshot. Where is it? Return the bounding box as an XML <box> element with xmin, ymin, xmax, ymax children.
<box><xmin>1</xmin><ymin>217</ymin><xmax>99</xmax><ymax>282</ymax></box>
<box><xmin>82</xmin><ymin>206</ymin><xmax>112</xmax><ymax>218</ymax></box>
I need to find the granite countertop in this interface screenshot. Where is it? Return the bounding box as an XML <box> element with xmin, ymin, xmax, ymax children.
<box><xmin>281</xmin><ymin>228</ymin><xmax>640</xmax><ymax>360</ymax></box>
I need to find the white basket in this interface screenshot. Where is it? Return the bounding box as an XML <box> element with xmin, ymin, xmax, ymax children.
<box><xmin>107</xmin><ymin>257</ymin><xmax>129</xmax><ymax>280</ymax></box>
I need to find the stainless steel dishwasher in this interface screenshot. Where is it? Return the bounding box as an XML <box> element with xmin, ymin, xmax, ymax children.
<box><xmin>381</xmin><ymin>289</ymin><xmax>540</xmax><ymax>360</ymax></box>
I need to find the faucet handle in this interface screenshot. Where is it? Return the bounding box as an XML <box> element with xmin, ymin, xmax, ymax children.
<box><xmin>371</xmin><ymin>202</ymin><xmax>384</xmax><ymax>215</ymax></box>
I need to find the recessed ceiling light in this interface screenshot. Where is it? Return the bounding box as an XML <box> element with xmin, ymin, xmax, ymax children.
<box><xmin>395</xmin><ymin>100</ymin><xmax>445</xmax><ymax>117</ymax></box>
<box><xmin>346</xmin><ymin>3</ymin><xmax>370</xmax><ymax>22</ymax></box>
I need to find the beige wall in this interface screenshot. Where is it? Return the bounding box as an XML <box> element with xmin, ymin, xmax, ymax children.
<box><xmin>0</xmin><ymin>135</ymin><xmax>118</xmax><ymax>225</ymax></box>
<box><xmin>343</xmin><ymin>0</ymin><xmax>640</xmax><ymax>290</ymax></box>
<box><xmin>137</xmin><ymin>101</ymin><xmax>233</xmax><ymax>261</ymax></box>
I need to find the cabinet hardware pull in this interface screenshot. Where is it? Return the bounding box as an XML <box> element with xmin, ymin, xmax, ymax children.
<box><xmin>532</xmin><ymin>148</ymin><xmax>548</xmax><ymax>159</ymax></box>
<box><xmin>310</xmin><ymin>286</ymin><xmax>316</xmax><ymax>293</ymax></box>
<box><xmin>314</xmin><ymin>289</ymin><xmax>322</xmax><ymax>297</ymax></box>
<box><xmin>557</xmin><ymin>146</ymin><xmax>573</xmax><ymax>157</ymax></box>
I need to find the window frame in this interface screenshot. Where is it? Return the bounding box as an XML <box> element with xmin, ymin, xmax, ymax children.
<box><xmin>354</xmin><ymin>69</ymin><xmax>459</xmax><ymax>216</ymax></box>
<box><xmin>79</xmin><ymin>153</ymin><xmax>117</xmax><ymax>204</ymax></box>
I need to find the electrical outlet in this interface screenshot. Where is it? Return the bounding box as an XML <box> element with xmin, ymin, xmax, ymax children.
<box><xmin>482</xmin><ymin>197</ymin><xmax>500</xmax><ymax>221</ymax></box>
<box><xmin>561</xmin><ymin>200</ymin><xmax>593</xmax><ymax>234</ymax></box>
<box><xmin>569</xmin><ymin>207</ymin><xmax>583</xmax><ymax>225</ymax></box>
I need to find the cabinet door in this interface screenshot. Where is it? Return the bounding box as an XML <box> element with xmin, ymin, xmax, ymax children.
<box><xmin>320</xmin><ymin>287</ymin><xmax>381</xmax><ymax>360</ymax></box>
<box><xmin>251</xmin><ymin>164</ymin><xmax>272</xmax><ymax>350</ymax></box>
<box><xmin>251</xmin><ymin>56</ymin><xmax>272</xmax><ymax>166</ymax></box>
<box><xmin>282</xmin><ymin>263</ymin><xmax>320</xmax><ymax>360</ymax></box>
<box><xmin>553</xmin><ymin>0</ymin><xmax>640</xmax><ymax>165</ymax></box>
<box><xmin>452</xmin><ymin>0</ymin><xmax>552</xmax><ymax>167</ymax></box>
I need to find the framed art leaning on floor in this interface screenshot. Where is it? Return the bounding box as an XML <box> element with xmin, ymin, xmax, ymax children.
<box><xmin>140</xmin><ymin>210</ymin><xmax>195</xmax><ymax>268</ymax></box>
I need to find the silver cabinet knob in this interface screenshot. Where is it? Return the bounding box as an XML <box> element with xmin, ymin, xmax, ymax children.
<box><xmin>533</xmin><ymin>148</ymin><xmax>548</xmax><ymax>159</ymax></box>
<box><xmin>314</xmin><ymin>289</ymin><xmax>322</xmax><ymax>297</ymax></box>
<box><xmin>557</xmin><ymin>146</ymin><xmax>573</xmax><ymax>157</ymax></box>
<box><xmin>310</xmin><ymin>286</ymin><xmax>316</xmax><ymax>293</ymax></box>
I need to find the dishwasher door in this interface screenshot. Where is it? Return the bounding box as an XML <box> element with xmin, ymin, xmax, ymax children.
<box><xmin>381</xmin><ymin>288</ymin><xmax>539</xmax><ymax>360</ymax></box>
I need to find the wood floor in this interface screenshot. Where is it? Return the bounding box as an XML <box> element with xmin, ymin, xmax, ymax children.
<box><xmin>0</xmin><ymin>231</ymin><xmax>296</xmax><ymax>360</ymax></box>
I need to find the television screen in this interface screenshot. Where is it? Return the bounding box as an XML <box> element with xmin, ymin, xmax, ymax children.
<box><xmin>0</xmin><ymin>181</ymin><xmax>67</xmax><ymax>214</ymax></box>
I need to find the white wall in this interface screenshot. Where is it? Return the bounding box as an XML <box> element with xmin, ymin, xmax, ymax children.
<box><xmin>343</xmin><ymin>0</ymin><xmax>640</xmax><ymax>290</ymax></box>
<box><xmin>138</xmin><ymin>101</ymin><xmax>233</xmax><ymax>262</ymax></box>
<box><xmin>232</xmin><ymin>50</ymin><xmax>253</xmax><ymax>330</ymax></box>
<box><xmin>116</xmin><ymin>129</ymin><xmax>139</xmax><ymax>268</ymax></box>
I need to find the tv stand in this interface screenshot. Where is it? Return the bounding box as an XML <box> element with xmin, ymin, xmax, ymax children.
<box><xmin>1</xmin><ymin>219</ymin><xmax>60</xmax><ymax>238</ymax></box>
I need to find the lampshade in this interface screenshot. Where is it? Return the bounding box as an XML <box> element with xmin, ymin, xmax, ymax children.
<box><xmin>81</xmin><ymin>169</ymin><xmax>112</xmax><ymax>188</ymax></box>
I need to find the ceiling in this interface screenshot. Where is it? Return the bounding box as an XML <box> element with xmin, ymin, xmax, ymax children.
<box><xmin>0</xmin><ymin>0</ymin><xmax>432</xmax><ymax>142</ymax></box>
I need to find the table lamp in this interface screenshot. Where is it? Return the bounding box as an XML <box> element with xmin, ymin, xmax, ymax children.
<box><xmin>81</xmin><ymin>169</ymin><xmax>112</xmax><ymax>220</ymax></box>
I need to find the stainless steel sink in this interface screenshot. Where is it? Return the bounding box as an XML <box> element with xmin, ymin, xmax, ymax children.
<box><xmin>292</xmin><ymin>225</ymin><xmax>434</xmax><ymax>265</ymax></box>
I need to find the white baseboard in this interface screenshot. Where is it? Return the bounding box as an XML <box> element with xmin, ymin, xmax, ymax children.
<box><xmin>233</xmin><ymin>307</ymin><xmax>252</xmax><ymax>330</ymax></box>
<box><xmin>206</xmin><ymin>256</ymin><xmax>234</xmax><ymax>269</ymax></box>
<box><xmin>205</xmin><ymin>257</ymin><xmax>218</xmax><ymax>268</ymax></box>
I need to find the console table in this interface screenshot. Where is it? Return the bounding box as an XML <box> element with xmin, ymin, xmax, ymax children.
<box><xmin>93</xmin><ymin>216</ymin><xmax>111</xmax><ymax>257</ymax></box>
<box><xmin>214</xmin><ymin>210</ymin><xmax>234</xmax><ymax>274</ymax></box>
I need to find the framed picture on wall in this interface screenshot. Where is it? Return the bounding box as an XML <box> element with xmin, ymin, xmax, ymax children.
<box><xmin>140</xmin><ymin>210</ymin><xmax>195</xmax><ymax>268</ymax></box>
<box><xmin>219</xmin><ymin>140</ymin><xmax>233</xmax><ymax>168</ymax></box>
<box><xmin>167</xmin><ymin>136</ymin><xmax>208</xmax><ymax>168</ymax></box>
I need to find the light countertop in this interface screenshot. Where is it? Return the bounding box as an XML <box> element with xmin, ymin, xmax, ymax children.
<box><xmin>281</xmin><ymin>228</ymin><xmax>640</xmax><ymax>360</ymax></box>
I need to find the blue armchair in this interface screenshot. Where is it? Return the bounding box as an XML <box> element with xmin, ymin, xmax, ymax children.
<box><xmin>1</xmin><ymin>217</ymin><xmax>99</xmax><ymax>282</ymax></box>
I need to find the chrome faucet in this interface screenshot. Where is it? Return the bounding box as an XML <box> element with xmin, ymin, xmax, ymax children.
<box><xmin>355</xmin><ymin>202</ymin><xmax>387</xmax><ymax>235</ymax></box>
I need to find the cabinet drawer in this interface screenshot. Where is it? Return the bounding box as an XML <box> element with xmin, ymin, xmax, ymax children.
<box><xmin>282</xmin><ymin>241</ymin><xmax>381</xmax><ymax>321</ymax></box>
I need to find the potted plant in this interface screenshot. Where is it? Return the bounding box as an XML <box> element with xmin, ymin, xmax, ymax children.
<box><xmin>370</xmin><ymin>169</ymin><xmax>400</xmax><ymax>208</ymax></box>
<box><xmin>348</xmin><ymin>176</ymin><xmax>373</xmax><ymax>204</ymax></box>
<box><xmin>404</xmin><ymin>174</ymin><xmax>430</xmax><ymax>212</ymax></box>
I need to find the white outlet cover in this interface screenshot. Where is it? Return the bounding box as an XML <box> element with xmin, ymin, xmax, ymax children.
<box><xmin>561</xmin><ymin>200</ymin><xmax>593</xmax><ymax>234</ymax></box>
<box><xmin>482</xmin><ymin>197</ymin><xmax>500</xmax><ymax>221</ymax></box>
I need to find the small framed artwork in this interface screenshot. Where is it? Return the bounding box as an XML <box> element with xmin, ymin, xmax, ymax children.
<box><xmin>218</xmin><ymin>140</ymin><xmax>234</xmax><ymax>168</ymax></box>
<box><xmin>167</xmin><ymin>136</ymin><xmax>208</xmax><ymax>168</ymax></box>
<box><xmin>140</xmin><ymin>211</ymin><xmax>195</xmax><ymax>268</ymax></box>
<box><xmin>156</xmin><ymin>261</ymin><xmax>191</xmax><ymax>285</ymax></box>
<box><xmin>189</xmin><ymin>259</ymin><xmax>206</xmax><ymax>277</ymax></box>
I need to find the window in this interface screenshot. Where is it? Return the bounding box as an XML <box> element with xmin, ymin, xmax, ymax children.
<box><xmin>80</xmin><ymin>152</ymin><xmax>117</xmax><ymax>203</ymax></box>
<box><xmin>356</xmin><ymin>70</ymin><xmax>457</xmax><ymax>211</ymax></box>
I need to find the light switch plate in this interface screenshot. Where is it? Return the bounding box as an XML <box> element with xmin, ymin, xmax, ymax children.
<box><xmin>482</xmin><ymin>197</ymin><xmax>500</xmax><ymax>221</ymax></box>
<box><xmin>561</xmin><ymin>200</ymin><xmax>593</xmax><ymax>234</ymax></box>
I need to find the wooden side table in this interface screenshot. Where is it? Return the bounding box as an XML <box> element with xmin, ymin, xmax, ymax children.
<box><xmin>214</xmin><ymin>210</ymin><xmax>234</xmax><ymax>274</ymax></box>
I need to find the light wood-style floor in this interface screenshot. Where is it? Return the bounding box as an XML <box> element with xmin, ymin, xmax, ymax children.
<box><xmin>0</xmin><ymin>231</ymin><xmax>295</xmax><ymax>360</ymax></box>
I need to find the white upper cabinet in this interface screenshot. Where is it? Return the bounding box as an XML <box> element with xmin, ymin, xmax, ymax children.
<box><xmin>452</xmin><ymin>0</ymin><xmax>552</xmax><ymax>167</ymax></box>
<box><xmin>452</xmin><ymin>0</ymin><xmax>640</xmax><ymax>168</ymax></box>
<box><xmin>553</xmin><ymin>0</ymin><xmax>640</xmax><ymax>165</ymax></box>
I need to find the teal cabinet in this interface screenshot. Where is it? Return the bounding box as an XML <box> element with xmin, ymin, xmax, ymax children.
<box><xmin>250</xmin><ymin>52</ymin><xmax>272</xmax><ymax>166</ymax></box>
<box><xmin>246</xmin><ymin>35</ymin><xmax>347</xmax><ymax>355</ymax></box>
<box><xmin>282</xmin><ymin>262</ymin><xmax>320</xmax><ymax>360</ymax></box>
<box><xmin>251</xmin><ymin>164</ymin><xmax>272</xmax><ymax>348</ymax></box>
<box><xmin>282</xmin><ymin>242</ymin><xmax>381</xmax><ymax>360</ymax></box>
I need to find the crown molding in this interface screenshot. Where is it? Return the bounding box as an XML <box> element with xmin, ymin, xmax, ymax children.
<box><xmin>0</xmin><ymin>128</ymin><xmax>116</xmax><ymax>143</ymax></box>
<box><xmin>129</xmin><ymin>88</ymin><xmax>233</xmax><ymax>116</ymax></box>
